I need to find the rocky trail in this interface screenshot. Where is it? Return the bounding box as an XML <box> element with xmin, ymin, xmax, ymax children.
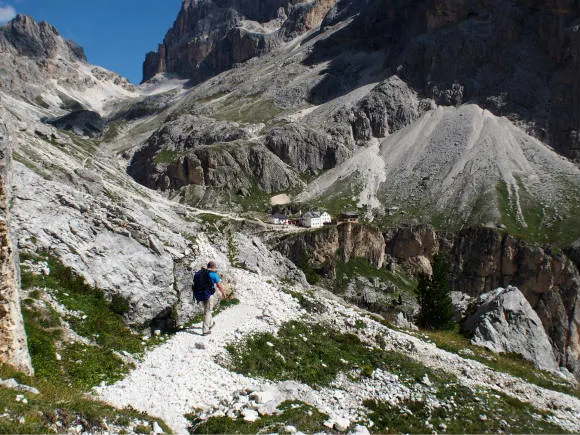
<box><xmin>94</xmin><ymin>263</ymin><xmax>580</xmax><ymax>434</ymax></box>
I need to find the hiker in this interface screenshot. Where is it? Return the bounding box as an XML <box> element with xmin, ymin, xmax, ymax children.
<box><xmin>193</xmin><ymin>261</ymin><xmax>226</xmax><ymax>336</ymax></box>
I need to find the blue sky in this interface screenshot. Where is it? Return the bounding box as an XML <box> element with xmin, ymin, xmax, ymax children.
<box><xmin>0</xmin><ymin>0</ymin><xmax>182</xmax><ymax>83</ymax></box>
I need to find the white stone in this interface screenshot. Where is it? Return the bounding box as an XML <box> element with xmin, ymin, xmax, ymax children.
<box><xmin>241</xmin><ymin>409</ymin><xmax>260</xmax><ymax>422</ymax></box>
<box><xmin>249</xmin><ymin>390</ymin><xmax>276</xmax><ymax>404</ymax></box>
<box><xmin>1</xmin><ymin>379</ymin><xmax>18</xmax><ymax>389</ymax></box>
<box><xmin>324</xmin><ymin>420</ymin><xmax>335</xmax><ymax>429</ymax></box>
<box><xmin>334</xmin><ymin>417</ymin><xmax>350</xmax><ymax>432</ymax></box>
<box><xmin>15</xmin><ymin>385</ymin><xmax>40</xmax><ymax>395</ymax></box>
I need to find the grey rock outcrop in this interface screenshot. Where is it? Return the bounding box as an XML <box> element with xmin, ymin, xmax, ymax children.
<box><xmin>463</xmin><ymin>286</ymin><xmax>559</xmax><ymax>372</ymax></box>
<box><xmin>46</xmin><ymin>110</ymin><xmax>105</xmax><ymax>138</ymax></box>
<box><xmin>0</xmin><ymin>14</ymin><xmax>85</xmax><ymax>62</ymax></box>
<box><xmin>0</xmin><ymin>15</ymin><xmax>134</xmax><ymax>114</ymax></box>
<box><xmin>142</xmin><ymin>0</ymin><xmax>338</xmax><ymax>84</ymax></box>
<box><xmin>265</xmin><ymin>123</ymin><xmax>351</xmax><ymax>174</ymax></box>
<box><xmin>128</xmin><ymin>114</ymin><xmax>300</xmax><ymax>198</ymax></box>
<box><xmin>0</xmin><ymin>121</ymin><xmax>33</xmax><ymax>375</ymax></box>
<box><xmin>565</xmin><ymin>239</ymin><xmax>580</xmax><ymax>272</ymax></box>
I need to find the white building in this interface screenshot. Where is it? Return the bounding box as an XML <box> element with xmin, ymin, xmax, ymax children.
<box><xmin>301</xmin><ymin>211</ymin><xmax>331</xmax><ymax>228</ymax></box>
<box><xmin>319</xmin><ymin>211</ymin><xmax>332</xmax><ymax>224</ymax></box>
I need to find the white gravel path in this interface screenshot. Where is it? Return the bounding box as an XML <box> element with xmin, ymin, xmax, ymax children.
<box><xmin>95</xmin><ymin>269</ymin><xmax>302</xmax><ymax>433</ymax></box>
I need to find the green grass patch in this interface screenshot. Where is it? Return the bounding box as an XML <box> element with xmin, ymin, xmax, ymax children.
<box><xmin>497</xmin><ymin>180</ymin><xmax>580</xmax><ymax>247</ymax></box>
<box><xmin>34</xmin><ymin>95</ymin><xmax>50</xmax><ymax>109</ymax></box>
<box><xmin>188</xmin><ymin>400</ymin><xmax>327</xmax><ymax>434</ymax></box>
<box><xmin>154</xmin><ymin>149</ymin><xmax>183</xmax><ymax>165</ymax></box>
<box><xmin>13</xmin><ymin>152</ymin><xmax>45</xmax><ymax>176</ymax></box>
<box><xmin>280</xmin><ymin>287</ymin><xmax>326</xmax><ymax>313</ymax></box>
<box><xmin>364</xmin><ymin>386</ymin><xmax>566</xmax><ymax>434</ymax></box>
<box><xmin>226</xmin><ymin>320</ymin><xmax>450</xmax><ymax>387</ymax></box>
<box><xmin>14</xmin><ymin>252</ymin><xmax>172</xmax><ymax>432</ymax></box>
<box><xmin>419</xmin><ymin>328</ymin><xmax>580</xmax><ymax>399</ymax></box>
<box><xmin>333</xmin><ymin>257</ymin><xmax>417</xmax><ymax>320</ymax></box>
<box><xmin>102</xmin><ymin>119</ymin><xmax>126</xmax><ymax>142</ymax></box>
<box><xmin>301</xmin><ymin>172</ymin><xmax>363</xmax><ymax>217</ymax></box>
<box><xmin>194</xmin><ymin>91</ymin><xmax>229</xmax><ymax>104</ymax></box>
<box><xmin>335</xmin><ymin>258</ymin><xmax>417</xmax><ymax>295</ymax></box>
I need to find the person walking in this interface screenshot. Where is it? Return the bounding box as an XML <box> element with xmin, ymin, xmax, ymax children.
<box><xmin>195</xmin><ymin>261</ymin><xmax>226</xmax><ymax>336</ymax></box>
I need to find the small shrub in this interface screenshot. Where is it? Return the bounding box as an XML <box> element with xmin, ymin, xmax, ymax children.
<box><xmin>110</xmin><ymin>294</ymin><xmax>131</xmax><ymax>315</ymax></box>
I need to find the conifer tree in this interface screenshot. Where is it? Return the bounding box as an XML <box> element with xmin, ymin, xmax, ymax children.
<box><xmin>417</xmin><ymin>255</ymin><xmax>454</xmax><ymax>330</ymax></box>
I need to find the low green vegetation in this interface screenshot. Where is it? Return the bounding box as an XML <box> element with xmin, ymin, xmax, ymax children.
<box><xmin>227</xmin><ymin>231</ymin><xmax>241</xmax><ymax>268</ymax></box>
<box><xmin>334</xmin><ymin>257</ymin><xmax>417</xmax><ymax>319</ymax></box>
<box><xmin>226</xmin><ymin>320</ymin><xmax>564</xmax><ymax>433</ymax></box>
<box><xmin>102</xmin><ymin>119</ymin><xmax>126</xmax><ymax>142</ymax></box>
<box><xmin>7</xmin><ymin>252</ymin><xmax>171</xmax><ymax>433</ymax></box>
<box><xmin>34</xmin><ymin>95</ymin><xmax>50</xmax><ymax>109</ymax></box>
<box><xmin>226</xmin><ymin>320</ymin><xmax>447</xmax><ymax>387</ymax></box>
<box><xmin>418</xmin><ymin>328</ymin><xmax>580</xmax><ymax>399</ymax></box>
<box><xmin>363</xmin><ymin>387</ymin><xmax>566</xmax><ymax>434</ymax></box>
<box><xmin>280</xmin><ymin>287</ymin><xmax>326</xmax><ymax>313</ymax></box>
<box><xmin>229</xmin><ymin>181</ymin><xmax>272</xmax><ymax>213</ymax></box>
<box><xmin>188</xmin><ymin>400</ymin><xmax>327</xmax><ymax>434</ymax></box>
<box><xmin>0</xmin><ymin>363</ymin><xmax>170</xmax><ymax>434</ymax></box>
<box><xmin>335</xmin><ymin>257</ymin><xmax>417</xmax><ymax>295</ymax></box>
<box><xmin>154</xmin><ymin>149</ymin><xmax>183</xmax><ymax>165</ymax></box>
<box><xmin>303</xmin><ymin>173</ymin><xmax>363</xmax><ymax>218</ymax></box>
<box><xmin>296</xmin><ymin>247</ymin><xmax>320</xmax><ymax>285</ymax></box>
<box><xmin>20</xmin><ymin>252</ymin><xmax>164</xmax><ymax>382</ymax></box>
<box><xmin>194</xmin><ymin>91</ymin><xmax>229</xmax><ymax>104</ymax></box>
<box><xmin>497</xmin><ymin>180</ymin><xmax>580</xmax><ymax>247</ymax></box>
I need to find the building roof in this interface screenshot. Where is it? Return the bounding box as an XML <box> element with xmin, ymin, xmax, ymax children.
<box><xmin>303</xmin><ymin>210</ymin><xmax>329</xmax><ymax>218</ymax></box>
<box><xmin>271</xmin><ymin>213</ymin><xmax>288</xmax><ymax>219</ymax></box>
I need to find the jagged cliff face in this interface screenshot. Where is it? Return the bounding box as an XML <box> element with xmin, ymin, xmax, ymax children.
<box><xmin>310</xmin><ymin>0</ymin><xmax>579</xmax><ymax>160</ymax></box>
<box><xmin>142</xmin><ymin>0</ymin><xmax>338</xmax><ymax>83</ymax></box>
<box><xmin>384</xmin><ymin>225</ymin><xmax>580</xmax><ymax>378</ymax></box>
<box><xmin>276</xmin><ymin>222</ymin><xmax>386</xmax><ymax>276</ymax></box>
<box><xmin>0</xmin><ymin>122</ymin><xmax>33</xmax><ymax>375</ymax></box>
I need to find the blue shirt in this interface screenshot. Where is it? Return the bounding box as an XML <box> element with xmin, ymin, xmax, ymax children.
<box><xmin>208</xmin><ymin>271</ymin><xmax>221</xmax><ymax>286</ymax></box>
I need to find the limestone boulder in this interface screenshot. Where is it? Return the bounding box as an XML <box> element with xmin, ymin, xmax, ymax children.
<box><xmin>463</xmin><ymin>286</ymin><xmax>559</xmax><ymax>372</ymax></box>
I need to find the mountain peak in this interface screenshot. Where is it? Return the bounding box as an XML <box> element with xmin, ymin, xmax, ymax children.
<box><xmin>0</xmin><ymin>13</ymin><xmax>86</xmax><ymax>62</ymax></box>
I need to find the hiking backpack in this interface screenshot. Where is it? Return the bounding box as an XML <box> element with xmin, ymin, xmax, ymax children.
<box><xmin>193</xmin><ymin>268</ymin><xmax>215</xmax><ymax>302</ymax></box>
